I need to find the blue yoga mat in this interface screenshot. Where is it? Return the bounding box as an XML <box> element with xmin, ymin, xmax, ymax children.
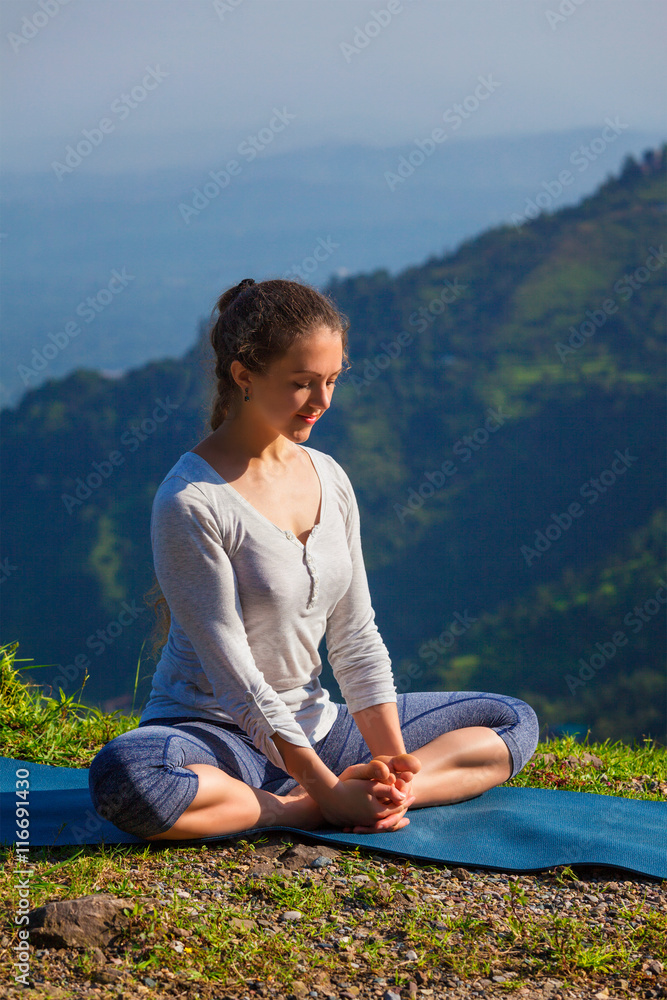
<box><xmin>1</xmin><ymin>756</ymin><xmax>665</xmax><ymax>877</ymax></box>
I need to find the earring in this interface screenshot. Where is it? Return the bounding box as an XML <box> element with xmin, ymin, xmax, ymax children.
<box><xmin>244</xmin><ymin>388</ymin><xmax>250</xmax><ymax>402</ymax></box>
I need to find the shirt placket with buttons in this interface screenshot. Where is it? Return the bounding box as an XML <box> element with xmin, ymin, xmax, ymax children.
<box><xmin>283</xmin><ymin>524</ymin><xmax>321</xmax><ymax>610</ymax></box>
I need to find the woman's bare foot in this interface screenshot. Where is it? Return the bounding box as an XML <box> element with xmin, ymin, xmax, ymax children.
<box><xmin>336</xmin><ymin>755</ymin><xmax>421</xmax><ymax>834</ymax></box>
<box><xmin>372</xmin><ymin>752</ymin><xmax>422</xmax><ymax>791</ymax></box>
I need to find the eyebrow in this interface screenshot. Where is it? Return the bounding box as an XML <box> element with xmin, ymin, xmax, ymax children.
<box><xmin>291</xmin><ymin>369</ymin><xmax>342</xmax><ymax>376</ymax></box>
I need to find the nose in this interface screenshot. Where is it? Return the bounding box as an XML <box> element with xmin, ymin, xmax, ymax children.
<box><xmin>308</xmin><ymin>383</ymin><xmax>333</xmax><ymax>411</ymax></box>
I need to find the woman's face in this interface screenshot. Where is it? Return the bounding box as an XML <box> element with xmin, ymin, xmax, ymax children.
<box><xmin>247</xmin><ymin>325</ymin><xmax>344</xmax><ymax>439</ymax></box>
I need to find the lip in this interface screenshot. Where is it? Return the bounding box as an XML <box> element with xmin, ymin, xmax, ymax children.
<box><xmin>297</xmin><ymin>413</ymin><xmax>319</xmax><ymax>423</ymax></box>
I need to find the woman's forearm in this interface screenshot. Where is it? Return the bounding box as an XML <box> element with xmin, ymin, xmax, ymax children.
<box><xmin>271</xmin><ymin>733</ymin><xmax>340</xmax><ymax>801</ymax></box>
<box><xmin>352</xmin><ymin>701</ymin><xmax>406</xmax><ymax>758</ymax></box>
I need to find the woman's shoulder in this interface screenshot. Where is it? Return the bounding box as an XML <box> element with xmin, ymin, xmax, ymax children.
<box><xmin>152</xmin><ymin>452</ymin><xmax>221</xmax><ymax>511</ymax></box>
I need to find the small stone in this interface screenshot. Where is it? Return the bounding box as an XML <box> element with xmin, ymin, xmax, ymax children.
<box><xmin>281</xmin><ymin>910</ymin><xmax>303</xmax><ymax>921</ymax></box>
<box><xmin>143</xmin><ymin>978</ymin><xmax>157</xmax><ymax>988</ymax></box>
<box><xmin>91</xmin><ymin>967</ymin><xmax>124</xmax><ymax>984</ymax></box>
<box><xmin>311</xmin><ymin>856</ymin><xmax>333</xmax><ymax>868</ymax></box>
<box><xmin>384</xmin><ymin>992</ymin><xmax>401</xmax><ymax>1000</ymax></box>
<box><xmin>404</xmin><ymin>949</ymin><xmax>418</xmax><ymax>961</ymax></box>
<box><xmin>247</xmin><ymin>863</ymin><xmax>275</xmax><ymax>877</ymax></box>
<box><xmin>230</xmin><ymin>917</ymin><xmax>257</xmax><ymax>930</ymax></box>
<box><xmin>449</xmin><ymin>867</ymin><xmax>470</xmax><ymax>880</ymax></box>
<box><xmin>280</xmin><ymin>844</ymin><xmax>339</xmax><ymax>870</ymax></box>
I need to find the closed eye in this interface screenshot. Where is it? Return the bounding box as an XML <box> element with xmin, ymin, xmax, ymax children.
<box><xmin>295</xmin><ymin>381</ymin><xmax>337</xmax><ymax>389</ymax></box>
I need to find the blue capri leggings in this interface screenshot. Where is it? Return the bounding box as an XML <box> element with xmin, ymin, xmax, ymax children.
<box><xmin>88</xmin><ymin>690</ymin><xmax>539</xmax><ymax>840</ymax></box>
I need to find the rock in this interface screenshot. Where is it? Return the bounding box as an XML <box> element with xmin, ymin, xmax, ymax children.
<box><xmin>384</xmin><ymin>991</ymin><xmax>401</xmax><ymax>1000</ymax></box>
<box><xmin>143</xmin><ymin>978</ymin><xmax>157</xmax><ymax>988</ymax></box>
<box><xmin>247</xmin><ymin>863</ymin><xmax>275</xmax><ymax>877</ymax></box>
<box><xmin>279</xmin><ymin>843</ymin><xmax>339</xmax><ymax>870</ymax></box>
<box><xmin>311</xmin><ymin>856</ymin><xmax>333</xmax><ymax>868</ymax></box>
<box><xmin>404</xmin><ymin>949</ymin><xmax>418</xmax><ymax>960</ymax></box>
<box><xmin>230</xmin><ymin>916</ymin><xmax>257</xmax><ymax>931</ymax></box>
<box><xmin>91</xmin><ymin>966</ymin><xmax>124</xmax><ymax>984</ymax></box>
<box><xmin>290</xmin><ymin>980</ymin><xmax>308</xmax><ymax>996</ymax></box>
<box><xmin>251</xmin><ymin>843</ymin><xmax>288</xmax><ymax>859</ymax></box>
<box><xmin>581</xmin><ymin>752</ymin><xmax>604</xmax><ymax>769</ymax></box>
<box><xmin>281</xmin><ymin>910</ymin><xmax>303</xmax><ymax>921</ymax></box>
<box><xmin>27</xmin><ymin>894</ymin><xmax>149</xmax><ymax>948</ymax></box>
<box><xmin>449</xmin><ymin>867</ymin><xmax>471</xmax><ymax>880</ymax></box>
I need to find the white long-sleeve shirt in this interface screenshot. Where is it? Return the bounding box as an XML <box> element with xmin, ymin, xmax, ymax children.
<box><xmin>139</xmin><ymin>446</ymin><xmax>397</xmax><ymax>770</ymax></box>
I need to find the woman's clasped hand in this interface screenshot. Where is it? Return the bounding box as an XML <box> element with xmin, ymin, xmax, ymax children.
<box><xmin>319</xmin><ymin>752</ymin><xmax>422</xmax><ymax>834</ymax></box>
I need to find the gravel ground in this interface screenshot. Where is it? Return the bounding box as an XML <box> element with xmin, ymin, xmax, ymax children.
<box><xmin>2</xmin><ymin>834</ymin><xmax>665</xmax><ymax>1000</ymax></box>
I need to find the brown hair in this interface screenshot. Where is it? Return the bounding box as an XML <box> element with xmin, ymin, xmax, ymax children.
<box><xmin>143</xmin><ymin>277</ymin><xmax>350</xmax><ymax>664</ymax></box>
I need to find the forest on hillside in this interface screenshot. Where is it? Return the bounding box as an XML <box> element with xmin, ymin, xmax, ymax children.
<box><xmin>1</xmin><ymin>146</ymin><xmax>665</xmax><ymax>746</ymax></box>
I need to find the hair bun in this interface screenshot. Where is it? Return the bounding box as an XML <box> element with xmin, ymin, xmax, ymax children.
<box><xmin>237</xmin><ymin>278</ymin><xmax>255</xmax><ymax>291</ymax></box>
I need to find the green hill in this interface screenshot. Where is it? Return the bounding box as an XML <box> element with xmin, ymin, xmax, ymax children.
<box><xmin>1</xmin><ymin>146</ymin><xmax>665</xmax><ymax>744</ymax></box>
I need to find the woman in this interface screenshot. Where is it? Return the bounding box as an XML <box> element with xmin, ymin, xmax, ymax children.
<box><xmin>88</xmin><ymin>277</ymin><xmax>539</xmax><ymax>841</ymax></box>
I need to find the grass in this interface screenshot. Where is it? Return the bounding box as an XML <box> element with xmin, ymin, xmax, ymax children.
<box><xmin>1</xmin><ymin>639</ymin><xmax>665</xmax><ymax>998</ymax></box>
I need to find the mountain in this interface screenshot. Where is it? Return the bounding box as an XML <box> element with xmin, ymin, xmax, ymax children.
<box><xmin>2</xmin><ymin>128</ymin><xmax>664</xmax><ymax>411</ymax></box>
<box><xmin>1</xmin><ymin>146</ymin><xmax>665</xmax><ymax>745</ymax></box>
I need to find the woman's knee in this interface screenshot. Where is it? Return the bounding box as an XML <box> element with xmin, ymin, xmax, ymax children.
<box><xmin>88</xmin><ymin>728</ymin><xmax>200</xmax><ymax>840</ymax></box>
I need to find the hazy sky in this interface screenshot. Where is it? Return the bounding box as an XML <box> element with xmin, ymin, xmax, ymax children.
<box><xmin>2</xmin><ymin>0</ymin><xmax>665</xmax><ymax>173</ymax></box>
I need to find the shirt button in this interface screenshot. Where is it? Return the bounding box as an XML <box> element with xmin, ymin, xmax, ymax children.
<box><xmin>244</xmin><ymin>691</ymin><xmax>255</xmax><ymax>703</ymax></box>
